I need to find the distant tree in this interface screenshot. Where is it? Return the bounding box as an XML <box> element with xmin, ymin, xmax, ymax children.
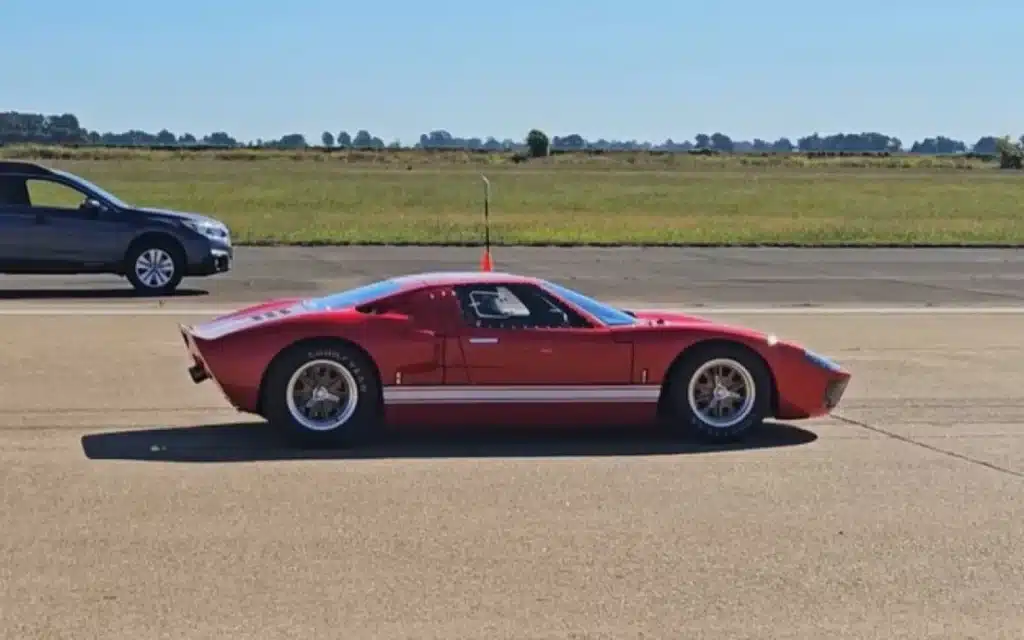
<box><xmin>709</xmin><ymin>132</ymin><xmax>733</xmax><ymax>152</ymax></box>
<box><xmin>972</xmin><ymin>136</ymin><xmax>999</xmax><ymax>154</ymax></box>
<box><xmin>155</xmin><ymin>129</ymin><xmax>176</xmax><ymax>145</ymax></box>
<box><xmin>526</xmin><ymin>129</ymin><xmax>549</xmax><ymax>158</ymax></box>
<box><xmin>552</xmin><ymin>133</ymin><xmax>586</xmax><ymax>150</ymax></box>
<box><xmin>910</xmin><ymin>136</ymin><xmax>966</xmax><ymax>154</ymax></box>
<box><xmin>352</xmin><ymin>129</ymin><xmax>373</xmax><ymax>149</ymax></box>
<box><xmin>797</xmin><ymin>133</ymin><xmax>822</xmax><ymax>151</ymax></box>
<box><xmin>202</xmin><ymin>131</ymin><xmax>237</xmax><ymax>147</ymax></box>
<box><xmin>422</xmin><ymin>129</ymin><xmax>455</xmax><ymax>148</ymax></box>
<box><xmin>996</xmin><ymin>136</ymin><xmax>1023</xmax><ymax>169</ymax></box>
<box><xmin>0</xmin><ymin>109</ymin><xmax>1011</xmax><ymax>158</ymax></box>
<box><xmin>276</xmin><ymin>133</ymin><xmax>307</xmax><ymax>148</ymax></box>
<box><xmin>321</xmin><ymin>131</ymin><xmax>335</xmax><ymax>147</ymax></box>
<box><xmin>771</xmin><ymin>137</ymin><xmax>794</xmax><ymax>152</ymax></box>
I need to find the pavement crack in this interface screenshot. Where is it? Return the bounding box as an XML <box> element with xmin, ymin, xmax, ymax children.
<box><xmin>886</xmin><ymin>277</ymin><xmax>1024</xmax><ymax>302</ymax></box>
<box><xmin>834</xmin><ymin>414</ymin><xmax>1024</xmax><ymax>480</ymax></box>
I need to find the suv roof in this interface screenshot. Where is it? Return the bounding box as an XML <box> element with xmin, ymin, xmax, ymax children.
<box><xmin>0</xmin><ymin>161</ymin><xmax>54</xmax><ymax>177</ymax></box>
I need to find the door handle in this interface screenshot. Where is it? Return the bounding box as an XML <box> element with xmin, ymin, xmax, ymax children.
<box><xmin>469</xmin><ymin>337</ymin><xmax>499</xmax><ymax>344</ymax></box>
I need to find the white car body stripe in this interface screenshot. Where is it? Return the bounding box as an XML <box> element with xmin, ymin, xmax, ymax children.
<box><xmin>381</xmin><ymin>385</ymin><xmax>661</xmax><ymax>404</ymax></box>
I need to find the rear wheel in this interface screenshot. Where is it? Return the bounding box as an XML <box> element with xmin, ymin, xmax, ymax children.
<box><xmin>261</xmin><ymin>340</ymin><xmax>382</xmax><ymax>448</ymax></box>
<box><xmin>125</xmin><ymin>238</ymin><xmax>184</xmax><ymax>295</ymax></box>
<box><xmin>662</xmin><ymin>343</ymin><xmax>772</xmax><ymax>442</ymax></box>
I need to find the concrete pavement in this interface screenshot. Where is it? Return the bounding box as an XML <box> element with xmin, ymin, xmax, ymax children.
<box><xmin>0</xmin><ymin>246</ymin><xmax>1022</xmax><ymax>306</ymax></box>
<box><xmin>1</xmin><ymin>248</ymin><xmax>1022</xmax><ymax>639</ymax></box>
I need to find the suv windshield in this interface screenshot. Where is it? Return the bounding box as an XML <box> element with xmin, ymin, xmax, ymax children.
<box><xmin>53</xmin><ymin>169</ymin><xmax>131</xmax><ymax>209</ymax></box>
<box><xmin>301</xmin><ymin>279</ymin><xmax>404</xmax><ymax>311</ymax></box>
<box><xmin>541</xmin><ymin>281</ymin><xmax>638</xmax><ymax>327</ymax></box>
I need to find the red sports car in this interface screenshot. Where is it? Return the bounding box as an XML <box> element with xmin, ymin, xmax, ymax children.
<box><xmin>179</xmin><ymin>271</ymin><xmax>851</xmax><ymax>447</ymax></box>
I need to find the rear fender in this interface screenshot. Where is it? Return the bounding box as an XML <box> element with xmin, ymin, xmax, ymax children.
<box><xmin>192</xmin><ymin>317</ymin><xmax>373</xmax><ymax>413</ymax></box>
<box><xmin>254</xmin><ymin>334</ymin><xmax>384</xmax><ymax>417</ymax></box>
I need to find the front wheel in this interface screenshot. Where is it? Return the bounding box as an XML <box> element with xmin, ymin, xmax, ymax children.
<box><xmin>663</xmin><ymin>343</ymin><xmax>772</xmax><ymax>442</ymax></box>
<box><xmin>125</xmin><ymin>241</ymin><xmax>184</xmax><ymax>295</ymax></box>
<box><xmin>261</xmin><ymin>341</ymin><xmax>382</xmax><ymax>448</ymax></box>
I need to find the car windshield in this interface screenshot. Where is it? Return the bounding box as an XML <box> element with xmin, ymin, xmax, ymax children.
<box><xmin>541</xmin><ymin>280</ymin><xmax>638</xmax><ymax>327</ymax></box>
<box><xmin>52</xmin><ymin>169</ymin><xmax>131</xmax><ymax>208</ymax></box>
<box><xmin>301</xmin><ymin>279</ymin><xmax>405</xmax><ymax>311</ymax></box>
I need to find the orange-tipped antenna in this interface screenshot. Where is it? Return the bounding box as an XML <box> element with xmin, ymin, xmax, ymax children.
<box><xmin>480</xmin><ymin>174</ymin><xmax>494</xmax><ymax>271</ymax></box>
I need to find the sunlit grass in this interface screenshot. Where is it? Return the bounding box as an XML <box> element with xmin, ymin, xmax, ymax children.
<box><xmin>4</xmin><ymin>148</ymin><xmax>1021</xmax><ymax>245</ymax></box>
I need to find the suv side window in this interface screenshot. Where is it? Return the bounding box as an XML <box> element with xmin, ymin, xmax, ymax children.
<box><xmin>453</xmin><ymin>283</ymin><xmax>590</xmax><ymax>330</ymax></box>
<box><xmin>25</xmin><ymin>178</ymin><xmax>90</xmax><ymax>211</ymax></box>
<box><xmin>0</xmin><ymin>176</ymin><xmax>30</xmax><ymax>209</ymax></box>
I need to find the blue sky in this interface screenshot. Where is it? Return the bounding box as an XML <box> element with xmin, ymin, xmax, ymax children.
<box><xmin>3</xmin><ymin>0</ymin><xmax>1020</xmax><ymax>145</ymax></box>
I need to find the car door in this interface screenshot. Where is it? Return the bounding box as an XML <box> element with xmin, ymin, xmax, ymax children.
<box><xmin>25</xmin><ymin>177</ymin><xmax>121</xmax><ymax>266</ymax></box>
<box><xmin>451</xmin><ymin>282</ymin><xmax>633</xmax><ymax>386</ymax></box>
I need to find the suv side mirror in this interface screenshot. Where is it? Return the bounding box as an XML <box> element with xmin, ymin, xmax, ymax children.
<box><xmin>81</xmin><ymin>198</ymin><xmax>106</xmax><ymax>214</ymax></box>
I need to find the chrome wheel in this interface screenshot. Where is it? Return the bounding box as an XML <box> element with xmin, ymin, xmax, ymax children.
<box><xmin>686</xmin><ymin>358</ymin><xmax>757</xmax><ymax>429</ymax></box>
<box><xmin>133</xmin><ymin>248</ymin><xmax>176</xmax><ymax>289</ymax></box>
<box><xmin>285</xmin><ymin>359</ymin><xmax>359</xmax><ymax>432</ymax></box>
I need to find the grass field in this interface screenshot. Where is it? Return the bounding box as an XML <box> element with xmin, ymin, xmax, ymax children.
<box><xmin>5</xmin><ymin>146</ymin><xmax>1023</xmax><ymax>246</ymax></box>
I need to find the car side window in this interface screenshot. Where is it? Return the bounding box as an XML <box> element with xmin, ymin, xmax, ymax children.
<box><xmin>453</xmin><ymin>283</ymin><xmax>590</xmax><ymax>330</ymax></box>
<box><xmin>25</xmin><ymin>178</ymin><xmax>89</xmax><ymax>211</ymax></box>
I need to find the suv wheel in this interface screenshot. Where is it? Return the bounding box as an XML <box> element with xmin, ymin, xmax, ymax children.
<box><xmin>125</xmin><ymin>240</ymin><xmax>184</xmax><ymax>295</ymax></box>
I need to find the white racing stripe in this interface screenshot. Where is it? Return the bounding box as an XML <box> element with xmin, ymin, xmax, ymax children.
<box><xmin>0</xmin><ymin>305</ymin><xmax>1023</xmax><ymax>316</ymax></box>
<box><xmin>382</xmin><ymin>384</ymin><xmax>662</xmax><ymax>404</ymax></box>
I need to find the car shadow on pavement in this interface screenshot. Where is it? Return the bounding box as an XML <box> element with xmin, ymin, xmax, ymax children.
<box><xmin>0</xmin><ymin>287</ymin><xmax>208</xmax><ymax>299</ymax></box>
<box><xmin>80</xmin><ymin>421</ymin><xmax>818</xmax><ymax>463</ymax></box>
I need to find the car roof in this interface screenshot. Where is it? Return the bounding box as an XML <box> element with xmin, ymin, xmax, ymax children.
<box><xmin>389</xmin><ymin>271</ymin><xmax>543</xmax><ymax>288</ymax></box>
<box><xmin>0</xmin><ymin>161</ymin><xmax>55</xmax><ymax>177</ymax></box>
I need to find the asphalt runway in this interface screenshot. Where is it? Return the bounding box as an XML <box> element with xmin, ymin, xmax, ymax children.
<box><xmin>0</xmin><ymin>246</ymin><xmax>1022</xmax><ymax>306</ymax></box>
<box><xmin>1</xmin><ymin>247</ymin><xmax>1022</xmax><ymax>639</ymax></box>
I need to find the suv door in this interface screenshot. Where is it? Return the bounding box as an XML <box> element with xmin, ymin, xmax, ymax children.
<box><xmin>451</xmin><ymin>282</ymin><xmax>633</xmax><ymax>386</ymax></box>
<box><xmin>0</xmin><ymin>175</ymin><xmax>45</xmax><ymax>267</ymax></box>
<box><xmin>0</xmin><ymin>206</ymin><xmax>41</xmax><ymax>267</ymax></box>
<box><xmin>24</xmin><ymin>177</ymin><xmax>122</xmax><ymax>267</ymax></box>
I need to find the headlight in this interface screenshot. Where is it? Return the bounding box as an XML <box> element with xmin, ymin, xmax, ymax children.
<box><xmin>182</xmin><ymin>219</ymin><xmax>230</xmax><ymax>243</ymax></box>
<box><xmin>804</xmin><ymin>349</ymin><xmax>842</xmax><ymax>372</ymax></box>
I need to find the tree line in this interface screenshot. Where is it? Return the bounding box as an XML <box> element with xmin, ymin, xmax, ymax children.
<box><xmin>1</xmin><ymin>110</ymin><xmax>1022</xmax><ymax>156</ymax></box>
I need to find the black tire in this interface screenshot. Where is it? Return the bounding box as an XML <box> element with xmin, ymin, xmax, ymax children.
<box><xmin>125</xmin><ymin>237</ymin><xmax>185</xmax><ymax>296</ymax></box>
<box><xmin>662</xmin><ymin>342</ymin><xmax>772</xmax><ymax>442</ymax></box>
<box><xmin>261</xmin><ymin>340</ymin><xmax>382</xmax><ymax>448</ymax></box>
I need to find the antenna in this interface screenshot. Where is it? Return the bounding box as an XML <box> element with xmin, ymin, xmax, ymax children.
<box><xmin>479</xmin><ymin>174</ymin><xmax>494</xmax><ymax>271</ymax></box>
